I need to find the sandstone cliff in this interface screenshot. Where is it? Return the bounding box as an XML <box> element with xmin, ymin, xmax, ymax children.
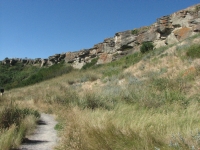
<box><xmin>1</xmin><ymin>4</ymin><xmax>200</xmax><ymax>69</ymax></box>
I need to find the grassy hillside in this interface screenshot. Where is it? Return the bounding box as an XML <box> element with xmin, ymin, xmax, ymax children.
<box><xmin>1</xmin><ymin>34</ymin><xmax>200</xmax><ymax>150</ymax></box>
<box><xmin>0</xmin><ymin>61</ymin><xmax>73</xmax><ymax>90</ymax></box>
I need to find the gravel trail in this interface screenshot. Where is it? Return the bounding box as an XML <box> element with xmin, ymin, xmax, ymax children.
<box><xmin>18</xmin><ymin>113</ymin><xmax>58</xmax><ymax>150</ymax></box>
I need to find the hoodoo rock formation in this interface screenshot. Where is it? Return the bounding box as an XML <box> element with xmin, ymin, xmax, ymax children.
<box><xmin>1</xmin><ymin>4</ymin><xmax>200</xmax><ymax>69</ymax></box>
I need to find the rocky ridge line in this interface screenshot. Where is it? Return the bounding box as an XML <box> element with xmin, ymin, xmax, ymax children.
<box><xmin>1</xmin><ymin>4</ymin><xmax>200</xmax><ymax>69</ymax></box>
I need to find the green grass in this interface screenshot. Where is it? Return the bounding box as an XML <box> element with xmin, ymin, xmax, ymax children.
<box><xmin>100</xmin><ymin>52</ymin><xmax>143</xmax><ymax>77</ymax></box>
<box><xmin>82</xmin><ymin>57</ymin><xmax>98</xmax><ymax>70</ymax></box>
<box><xmin>0</xmin><ymin>63</ymin><xmax>38</xmax><ymax>89</ymax></box>
<box><xmin>0</xmin><ymin>61</ymin><xmax>73</xmax><ymax>90</ymax></box>
<box><xmin>186</xmin><ymin>44</ymin><xmax>200</xmax><ymax>58</ymax></box>
<box><xmin>131</xmin><ymin>29</ymin><xmax>139</xmax><ymax>35</ymax></box>
<box><xmin>19</xmin><ymin>61</ymin><xmax>73</xmax><ymax>86</ymax></box>
<box><xmin>54</xmin><ymin>123</ymin><xmax>63</xmax><ymax>131</ymax></box>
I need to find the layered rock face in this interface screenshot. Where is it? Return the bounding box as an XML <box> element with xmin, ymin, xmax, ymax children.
<box><xmin>1</xmin><ymin>4</ymin><xmax>200</xmax><ymax>68</ymax></box>
<box><xmin>64</xmin><ymin>4</ymin><xmax>200</xmax><ymax>68</ymax></box>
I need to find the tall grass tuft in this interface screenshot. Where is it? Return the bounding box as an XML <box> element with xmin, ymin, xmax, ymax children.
<box><xmin>0</xmin><ymin>97</ymin><xmax>40</xmax><ymax>149</ymax></box>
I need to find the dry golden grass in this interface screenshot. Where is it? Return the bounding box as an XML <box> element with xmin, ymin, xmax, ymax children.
<box><xmin>1</xmin><ymin>34</ymin><xmax>200</xmax><ymax>149</ymax></box>
<box><xmin>0</xmin><ymin>98</ymin><xmax>37</xmax><ymax>150</ymax></box>
<box><xmin>54</xmin><ymin>102</ymin><xmax>200</xmax><ymax>150</ymax></box>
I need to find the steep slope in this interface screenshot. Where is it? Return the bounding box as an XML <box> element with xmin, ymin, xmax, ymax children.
<box><xmin>4</xmin><ymin>33</ymin><xmax>200</xmax><ymax>150</ymax></box>
<box><xmin>0</xmin><ymin>4</ymin><xmax>200</xmax><ymax>91</ymax></box>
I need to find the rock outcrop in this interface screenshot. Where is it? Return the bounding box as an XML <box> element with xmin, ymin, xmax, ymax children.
<box><xmin>66</xmin><ymin>4</ymin><xmax>200</xmax><ymax>68</ymax></box>
<box><xmin>1</xmin><ymin>4</ymin><xmax>200</xmax><ymax>68</ymax></box>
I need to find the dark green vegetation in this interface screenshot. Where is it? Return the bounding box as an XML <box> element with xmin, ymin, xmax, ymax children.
<box><xmin>140</xmin><ymin>41</ymin><xmax>154</xmax><ymax>53</ymax></box>
<box><xmin>131</xmin><ymin>29</ymin><xmax>139</xmax><ymax>35</ymax></box>
<box><xmin>0</xmin><ymin>103</ymin><xmax>40</xmax><ymax>129</ymax></box>
<box><xmin>186</xmin><ymin>44</ymin><xmax>200</xmax><ymax>58</ymax></box>
<box><xmin>0</xmin><ymin>61</ymin><xmax>73</xmax><ymax>90</ymax></box>
<box><xmin>82</xmin><ymin>57</ymin><xmax>98</xmax><ymax>70</ymax></box>
<box><xmin>100</xmin><ymin>52</ymin><xmax>143</xmax><ymax>77</ymax></box>
<box><xmin>79</xmin><ymin>52</ymin><xmax>143</xmax><ymax>79</ymax></box>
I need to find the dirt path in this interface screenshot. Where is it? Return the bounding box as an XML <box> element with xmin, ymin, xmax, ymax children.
<box><xmin>18</xmin><ymin>113</ymin><xmax>58</xmax><ymax>150</ymax></box>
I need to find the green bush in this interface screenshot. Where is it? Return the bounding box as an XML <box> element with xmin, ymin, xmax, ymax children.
<box><xmin>19</xmin><ymin>62</ymin><xmax>72</xmax><ymax>87</ymax></box>
<box><xmin>54</xmin><ymin>123</ymin><xmax>63</xmax><ymax>131</ymax></box>
<box><xmin>140</xmin><ymin>41</ymin><xmax>154</xmax><ymax>53</ymax></box>
<box><xmin>82</xmin><ymin>58</ymin><xmax>98</xmax><ymax>70</ymax></box>
<box><xmin>0</xmin><ymin>106</ymin><xmax>40</xmax><ymax>129</ymax></box>
<box><xmin>186</xmin><ymin>44</ymin><xmax>200</xmax><ymax>58</ymax></box>
<box><xmin>0</xmin><ymin>61</ymin><xmax>73</xmax><ymax>90</ymax></box>
<box><xmin>81</xmin><ymin>92</ymin><xmax>112</xmax><ymax>110</ymax></box>
<box><xmin>131</xmin><ymin>29</ymin><xmax>138</xmax><ymax>35</ymax></box>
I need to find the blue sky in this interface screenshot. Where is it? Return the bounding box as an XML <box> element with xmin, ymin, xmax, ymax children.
<box><xmin>0</xmin><ymin>0</ymin><xmax>199</xmax><ymax>60</ymax></box>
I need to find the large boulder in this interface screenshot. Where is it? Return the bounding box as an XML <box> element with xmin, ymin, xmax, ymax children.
<box><xmin>136</xmin><ymin>26</ymin><xmax>159</xmax><ymax>44</ymax></box>
<box><xmin>78</xmin><ymin>49</ymin><xmax>90</xmax><ymax>57</ymax></box>
<box><xmin>72</xmin><ymin>57</ymin><xmax>85</xmax><ymax>69</ymax></box>
<box><xmin>154</xmin><ymin>40</ymin><xmax>166</xmax><ymax>48</ymax></box>
<box><xmin>171</xmin><ymin>10</ymin><xmax>193</xmax><ymax>27</ymax></box>
<box><xmin>101</xmin><ymin>38</ymin><xmax>116</xmax><ymax>53</ymax></box>
<box><xmin>165</xmin><ymin>33</ymin><xmax>179</xmax><ymax>45</ymax></box>
<box><xmin>65</xmin><ymin>52</ymin><xmax>77</xmax><ymax>63</ymax></box>
<box><xmin>173</xmin><ymin>27</ymin><xmax>192</xmax><ymax>40</ymax></box>
<box><xmin>156</xmin><ymin>15</ymin><xmax>172</xmax><ymax>33</ymax></box>
<box><xmin>97</xmin><ymin>53</ymin><xmax>113</xmax><ymax>64</ymax></box>
<box><xmin>115</xmin><ymin>30</ymin><xmax>136</xmax><ymax>50</ymax></box>
<box><xmin>89</xmin><ymin>48</ymin><xmax>97</xmax><ymax>58</ymax></box>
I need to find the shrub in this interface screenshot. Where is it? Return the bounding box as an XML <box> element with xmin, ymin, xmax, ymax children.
<box><xmin>140</xmin><ymin>41</ymin><xmax>154</xmax><ymax>53</ymax></box>
<box><xmin>131</xmin><ymin>29</ymin><xmax>139</xmax><ymax>35</ymax></box>
<box><xmin>0</xmin><ymin>106</ymin><xmax>40</xmax><ymax>129</ymax></box>
<box><xmin>78</xmin><ymin>72</ymin><xmax>99</xmax><ymax>82</ymax></box>
<box><xmin>0</xmin><ymin>61</ymin><xmax>73</xmax><ymax>90</ymax></box>
<box><xmin>82</xmin><ymin>58</ymin><xmax>98</xmax><ymax>70</ymax></box>
<box><xmin>54</xmin><ymin>123</ymin><xmax>63</xmax><ymax>131</ymax></box>
<box><xmin>19</xmin><ymin>61</ymin><xmax>73</xmax><ymax>87</ymax></box>
<box><xmin>81</xmin><ymin>92</ymin><xmax>112</xmax><ymax>110</ymax></box>
<box><xmin>186</xmin><ymin>44</ymin><xmax>200</xmax><ymax>58</ymax></box>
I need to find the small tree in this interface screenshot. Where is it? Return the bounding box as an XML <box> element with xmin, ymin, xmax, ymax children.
<box><xmin>140</xmin><ymin>41</ymin><xmax>154</xmax><ymax>53</ymax></box>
